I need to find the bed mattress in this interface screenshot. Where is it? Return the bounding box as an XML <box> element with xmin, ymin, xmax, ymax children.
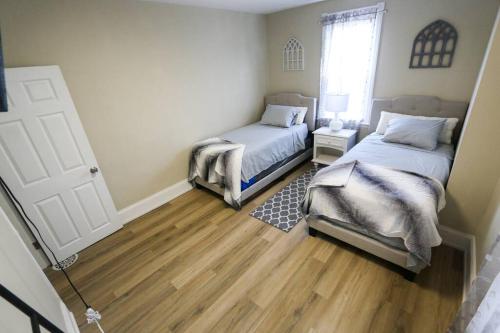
<box><xmin>221</xmin><ymin>122</ymin><xmax>309</xmax><ymax>182</ymax></box>
<box><xmin>241</xmin><ymin>140</ymin><xmax>312</xmax><ymax>191</ymax></box>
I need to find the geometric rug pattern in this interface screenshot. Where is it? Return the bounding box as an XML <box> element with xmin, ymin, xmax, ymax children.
<box><xmin>250</xmin><ymin>166</ymin><xmax>320</xmax><ymax>232</ymax></box>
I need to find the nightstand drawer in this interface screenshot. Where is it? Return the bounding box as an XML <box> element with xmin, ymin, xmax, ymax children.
<box><xmin>316</xmin><ymin>135</ymin><xmax>345</xmax><ymax>148</ymax></box>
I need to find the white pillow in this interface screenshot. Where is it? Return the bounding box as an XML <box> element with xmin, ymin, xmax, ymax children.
<box><xmin>293</xmin><ymin>107</ymin><xmax>308</xmax><ymax>125</ymax></box>
<box><xmin>262</xmin><ymin>104</ymin><xmax>307</xmax><ymax>126</ymax></box>
<box><xmin>261</xmin><ymin>104</ymin><xmax>299</xmax><ymax>128</ymax></box>
<box><xmin>375</xmin><ymin>111</ymin><xmax>459</xmax><ymax>144</ymax></box>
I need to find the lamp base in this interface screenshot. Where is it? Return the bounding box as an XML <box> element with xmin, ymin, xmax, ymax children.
<box><xmin>329</xmin><ymin>119</ymin><xmax>344</xmax><ymax>132</ymax></box>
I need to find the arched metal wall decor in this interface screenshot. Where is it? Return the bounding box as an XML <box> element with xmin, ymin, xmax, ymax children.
<box><xmin>283</xmin><ymin>37</ymin><xmax>304</xmax><ymax>71</ymax></box>
<box><xmin>409</xmin><ymin>19</ymin><xmax>458</xmax><ymax>69</ymax></box>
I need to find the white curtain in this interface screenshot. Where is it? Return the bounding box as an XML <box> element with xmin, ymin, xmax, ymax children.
<box><xmin>319</xmin><ymin>4</ymin><xmax>383</xmax><ymax>124</ymax></box>
<box><xmin>466</xmin><ymin>272</ymin><xmax>500</xmax><ymax>333</ymax></box>
<box><xmin>449</xmin><ymin>235</ymin><xmax>500</xmax><ymax>333</ymax></box>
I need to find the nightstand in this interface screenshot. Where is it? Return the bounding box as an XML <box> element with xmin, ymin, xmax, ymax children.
<box><xmin>312</xmin><ymin>127</ymin><xmax>357</xmax><ymax>165</ymax></box>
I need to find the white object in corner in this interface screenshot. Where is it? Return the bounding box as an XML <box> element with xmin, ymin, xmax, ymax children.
<box><xmin>118</xmin><ymin>179</ymin><xmax>192</xmax><ymax>224</ymax></box>
<box><xmin>0</xmin><ymin>207</ymin><xmax>79</xmax><ymax>333</ymax></box>
<box><xmin>466</xmin><ymin>272</ymin><xmax>500</xmax><ymax>332</ymax></box>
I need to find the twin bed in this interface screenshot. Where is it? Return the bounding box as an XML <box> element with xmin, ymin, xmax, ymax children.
<box><xmin>190</xmin><ymin>93</ymin><xmax>468</xmax><ymax>275</ymax></box>
<box><xmin>305</xmin><ymin>96</ymin><xmax>468</xmax><ymax>274</ymax></box>
<box><xmin>191</xmin><ymin>93</ymin><xmax>316</xmax><ymax>204</ymax></box>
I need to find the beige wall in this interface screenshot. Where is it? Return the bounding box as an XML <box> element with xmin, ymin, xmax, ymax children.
<box><xmin>440</xmin><ymin>9</ymin><xmax>500</xmax><ymax>267</ymax></box>
<box><xmin>0</xmin><ymin>0</ymin><xmax>268</xmax><ymax>210</ymax></box>
<box><xmin>266</xmin><ymin>0</ymin><xmax>498</xmax><ymax>105</ymax></box>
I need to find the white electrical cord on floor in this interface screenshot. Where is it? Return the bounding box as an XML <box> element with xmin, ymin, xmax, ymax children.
<box><xmin>86</xmin><ymin>308</ymin><xmax>104</xmax><ymax>333</ymax></box>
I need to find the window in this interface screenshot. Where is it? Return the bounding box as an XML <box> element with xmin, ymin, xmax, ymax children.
<box><xmin>318</xmin><ymin>3</ymin><xmax>384</xmax><ymax>123</ymax></box>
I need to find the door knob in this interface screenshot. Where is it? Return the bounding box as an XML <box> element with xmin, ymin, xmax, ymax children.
<box><xmin>90</xmin><ymin>166</ymin><xmax>99</xmax><ymax>174</ymax></box>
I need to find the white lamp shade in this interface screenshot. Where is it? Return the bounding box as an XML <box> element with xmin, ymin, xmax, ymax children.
<box><xmin>325</xmin><ymin>94</ymin><xmax>349</xmax><ymax>113</ymax></box>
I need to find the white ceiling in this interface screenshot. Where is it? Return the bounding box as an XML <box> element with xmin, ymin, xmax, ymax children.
<box><xmin>143</xmin><ymin>0</ymin><xmax>325</xmax><ymax>14</ymax></box>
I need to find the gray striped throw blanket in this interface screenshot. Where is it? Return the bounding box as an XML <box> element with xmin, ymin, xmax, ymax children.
<box><xmin>189</xmin><ymin>138</ymin><xmax>245</xmax><ymax>209</ymax></box>
<box><xmin>301</xmin><ymin>160</ymin><xmax>444</xmax><ymax>268</ymax></box>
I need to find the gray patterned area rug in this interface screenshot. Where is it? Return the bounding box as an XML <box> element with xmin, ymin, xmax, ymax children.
<box><xmin>250</xmin><ymin>166</ymin><xmax>320</xmax><ymax>232</ymax></box>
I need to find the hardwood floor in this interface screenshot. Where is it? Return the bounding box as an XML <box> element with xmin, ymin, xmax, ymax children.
<box><xmin>46</xmin><ymin>162</ymin><xmax>464</xmax><ymax>333</ymax></box>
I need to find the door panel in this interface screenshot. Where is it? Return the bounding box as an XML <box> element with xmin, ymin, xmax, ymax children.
<box><xmin>22</xmin><ymin>79</ymin><xmax>58</xmax><ymax>103</ymax></box>
<box><xmin>34</xmin><ymin>195</ymin><xmax>81</xmax><ymax>247</ymax></box>
<box><xmin>38</xmin><ymin>112</ymin><xmax>85</xmax><ymax>172</ymax></box>
<box><xmin>0</xmin><ymin>66</ymin><xmax>122</xmax><ymax>263</ymax></box>
<box><xmin>72</xmin><ymin>182</ymin><xmax>110</xmax><ymax>230</ymax></box>
<box><xmin>0</xmin><ymin>120</ymin><xmax>50</xmax><ymax>186</ymax></box>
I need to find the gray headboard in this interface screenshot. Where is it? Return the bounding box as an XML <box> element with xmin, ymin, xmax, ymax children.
<box><xmin>370</xmin><ymin>95</ymin><xmax>469</xmax><ymax>145</ymax></box>
<box><xmin>265</xmin><ymin>93</ymin><xmax>317</xmax><ymax>131</ymax></box>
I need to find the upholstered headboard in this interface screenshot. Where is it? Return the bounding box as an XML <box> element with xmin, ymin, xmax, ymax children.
<box><xmin>265</xmin><ymin>93</ymin><xmax>318</xmax><ymax>131</ymax></box>
<box><xmin>370</xmin><ymin>95</ymin><xmax>469</xmax><ymax>145</ymax></box>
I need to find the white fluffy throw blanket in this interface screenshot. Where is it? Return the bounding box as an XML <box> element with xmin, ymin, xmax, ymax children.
<box><xmin>188</xmin><ymin>138</ymin><xmax>245</xmax><ymax>209</ymax></box>
<box><xmin>301</xmin><ymin>161</ymin><xmax>445</xmax><ymax>267</ymax></box>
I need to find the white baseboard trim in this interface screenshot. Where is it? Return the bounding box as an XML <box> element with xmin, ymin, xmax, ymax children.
<box><xmin>438</xmin><ymin>224</ymin><xmax>476</xmax><ymax>300</ymax></box>
<box><xmin>118</xmin><ymin>179</ymin><xmax>192</xmax><ymax>225</ymax></box>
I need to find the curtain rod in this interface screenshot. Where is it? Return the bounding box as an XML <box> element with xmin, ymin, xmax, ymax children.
<box><xmin>318</xmin><ymin>9</ymin><xmax>387</xmax><ymax>25</ymax></box>
<box><xmin>321</xmin><ymin>9</ymin><xmax>387</xmax><ymax>17</ymax></box>
<box><xmin>319</xmin><ymin>2</ymin><xmax>387</xmax><ymax>24</ymax></box>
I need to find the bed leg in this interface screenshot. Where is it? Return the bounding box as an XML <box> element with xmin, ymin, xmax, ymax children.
<box><xmin>402</xmin><ymin>270</ymin><xmax>416</xmax><ymax>282</ymax></box>
<box><xmin>308</xmin><ymin>227</ymin><xmax>318</xmax><ymax>237</ymax></box>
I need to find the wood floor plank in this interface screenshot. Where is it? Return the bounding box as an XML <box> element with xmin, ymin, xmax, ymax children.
<box><xmin>248</xmin><ymin>236</ymin><xmax>318</xmax><ymax>309</ymax></box>
<box><xmin>261</xmin><ymin>225</ymin><xmax>283</xmax><ymax>242</ymax></box>
<box><xmin>312</xmin><ymin>240</ymin><xmax>336</xmax><ymax>263</ymax></box>
<box><xmin>166</xmin><ymin>238</ymin><xmax>271</xmax><ymax>333</ymax></box>
<box><xmin>183</xmin><ymin>219</ymin><xmax>308</xmax><ymax>332</ymax></box>
<box><xmin>125</xmin><ymin>269</ymin><xmax>217</xmax><ymax>333</ymax></box>
<box><xmin>170</xmin><ymin>216</ymin><xmax>262</xmax><ymax>289</ymax></box>
<box><xmin>46</xmin><ymin>162</ymin><xmax>464</xmax><ymax>333</ymax></box>
<box><xmin>313</xmin><ymin>243</ymin><xmax>358</xmax><ymax>299</ymax></box>
<box><xmin>250</xmin><ymin>256</ymin><xmax>326</xmax><ymax>333</ymax></box>
<box><xmin>211</xmin><ymin>298</ymin><xmax>263</xmax><ymax>333</ymax></box>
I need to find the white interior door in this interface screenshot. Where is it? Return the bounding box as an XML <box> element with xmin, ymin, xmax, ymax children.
<box><xmin>0</xmin><ymin>66</ymin><xmax>122</xmax><ymax>264</ymax></box>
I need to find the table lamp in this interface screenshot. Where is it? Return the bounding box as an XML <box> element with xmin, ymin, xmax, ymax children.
<box><xmin>325</xmin><ymin>94</ymin><xmax>349</xmax><ymax>131</ymax></box>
